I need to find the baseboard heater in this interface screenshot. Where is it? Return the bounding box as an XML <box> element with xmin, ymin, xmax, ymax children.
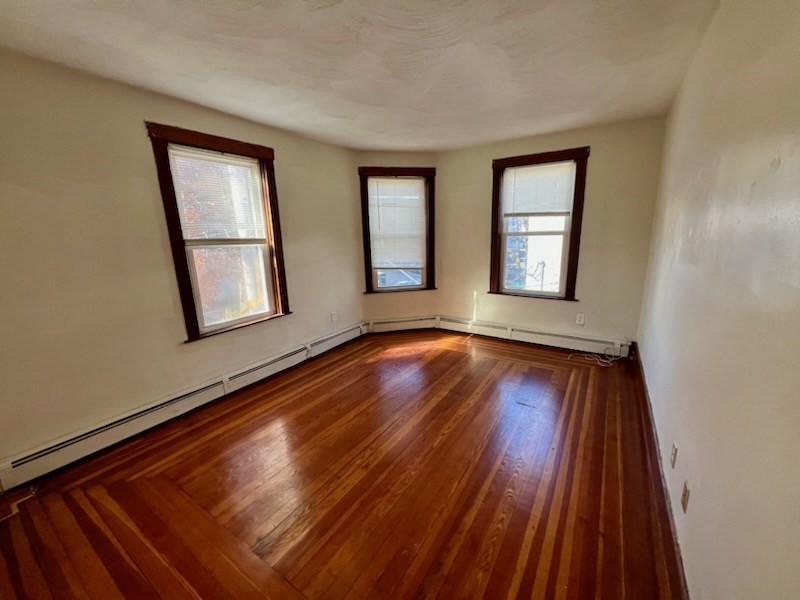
<box><xmin>369</xmin><ymin>314</ymin><xmax>630</xmax><ymax>357</ymax></box>
<box><xmin>0</xmin><ymin>322</ymin><xmax>365</xmax><ymax>492</ymax></box>
<box><xmin>0</xmin><ymin>319</ymin><xmax>616</xmax><ymax>491</ymax></box>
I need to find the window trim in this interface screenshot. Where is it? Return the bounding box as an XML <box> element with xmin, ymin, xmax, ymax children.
<box><xmin>489</xmin><ymin>146</ymin><xmax>590</xmax><ymax>301</ymax></box>
<box><xmin>358</xmin><ymin>166</ymin><xmax>436</xmax><ymax>294</ymax></box>
<box><xmin>147</xmin><ymin>122</ymin><xmax>290</xmax><ymax>342</ymax></box>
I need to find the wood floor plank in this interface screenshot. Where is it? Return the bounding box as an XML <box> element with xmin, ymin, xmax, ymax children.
<box><xmin>0</xmin><ymin>331</ymin><xmax>685</xmax><ymax>599</ymax></box>
<box><xmin>39</xmin><ymin>493</ymin><xmax>125</xmax><ymax>599</ymax></box>
<box><xmin>0</xmin><ymin>523</ymin><xmax>20</xmax><ymax>600</ymax></box>
<box><xmin>10</xmin><ymin>518</ymin><xmax>54</xmax><ymax>599</ymax></box>
<box><xmin>172</xmin><ymin>344</ymin><xmax>395</xmax><ymax>499</ymax></box>
<box><xmin>2</xmin><ymin>516</ymin><xmax>53</xmax><ymax>600</ymax></box>
<box><xmin>106</xmin><ymin>480</ymin><xmax>251</xmax><ymax>600</ymax></box>
<box><xmin>408</xmin><ymin>371</ymin><xmax>565</xmax><ymax>600</ymax></box>
<box><xmin>18</xmin><ymin>498</ymin><xmax>89</xmax><ymax>599</ymax></box>
<box><xmin>86</xmin><ymin>484</ymin><xmax>202</xmax><ymax>600</ymax></box>
<box><xmin>204</xmin><ymin>347</ymin><xmax>450</xmax><ymax>502</ymax></box>
<box><xmin>143</xmin><ymin>476</ymin><xmax>305</xmax><ymax>600</ymax></box>
<box><xmin>128</xmin><ymin>478</ymin><xmax>283</xmax><ymax>600</ymax></box>
<box><xmin>418</xmin><ymin>398</ymin><xmax>540</xmax><ymax>599</ymax></box>
<box><xmin>243</xmin><ymin>350</ymin><xmax>478</xmax><ymax>549</ymax></box>
<box><xmin>331</xmin><ymin>365</ymin><xmax>538</xmax><ymax>600</ymax></box>
<box><xmin>278</xmin><ymin>360</ymin><xmax>517</xmax><ymax>589</ymax></box>
<box><xmin>0</xmin><ymin>519</ymin><xmax>25</xmax><ymax>600</ymax></box>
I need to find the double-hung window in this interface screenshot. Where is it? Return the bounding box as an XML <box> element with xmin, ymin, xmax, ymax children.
<box><xmin>147</xmin><ymin>123</ymin><xmax>289</xmax><ymax>340</ymax></box>
<box><xmin>490</xmin><ymin>147</ymin><xmax>589</xmax><ymax>300</ymax></box>
<box><xmin>359</xmin><ymin>167</ymin><xmax>435</xmax><ymax>292</ymax></box>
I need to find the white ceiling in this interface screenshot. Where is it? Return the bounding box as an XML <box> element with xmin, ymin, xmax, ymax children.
<box><xmin>0</xmin><ymin>0</ymin><xmax>718</xmax><ymax>151</ymax></box>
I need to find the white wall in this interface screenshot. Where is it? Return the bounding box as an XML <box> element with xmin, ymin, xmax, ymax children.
<box><xmin>638</xmin><ymin>1</ymin><xmax>800</xmax><ymax>598</ymax></box>
<box><xmin>358</xmin><ymin>120</ymin><xmax>665</xmax><ymax>343</ymax></box>
<box><xmin>0</xmin><ymin>51</ymin><xmax>665</xmax><ymax>471</ymax></box>
<box><xmin>0</xmin><ymin>50</ymin><xmax>363</xmax><ymax>462</ymax></box>
<box><xmin>435</xmin><ymin>117</ymin><xmax>664</xmax><ymax>340</ymax></box>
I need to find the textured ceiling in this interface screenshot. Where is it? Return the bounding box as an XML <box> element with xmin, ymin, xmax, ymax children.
<box><xmin>0</xmin><ymin>0</ymin><xmax>718</xmax><ymax>150</ymax></box>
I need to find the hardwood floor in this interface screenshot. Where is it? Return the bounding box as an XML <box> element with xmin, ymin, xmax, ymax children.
<box><xmin>0</xmin><ymin>330</ymin><xmax>684</xmax><ymax>599</ymax></box>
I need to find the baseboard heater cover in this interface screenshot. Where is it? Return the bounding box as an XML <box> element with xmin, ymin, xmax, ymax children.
<box><xmin>10</xmin><ymin>381</ymin><xmax>224</xmax><ymax>470</ymax></box>
<box><xmin>369</xmin><ymin>316</ymin><xmax>439</xmax><ymax>333</ymax></box>
<box><xmin>0</xmin><ymin>319</ymin><xmax>620</xmax><ymax>491</ymax></box>
<box><xmin>1</xmin><ymin>380</ymin><xmax>226</xmax><ymax>491</ymax></box>
<box><xmin>371</xmin><ymin>314</ymin><xmax>630</xmax><ymax>357</ymax></box>
<box><xmin>225</xmin><ymin>347</ymin><xmax>308</xmax><ymax>393</ymax></box>
<box><xmin>309</xmin><ymin>324</ymin><xmax>363</xmax><ymax>357</ymax></box>
<box><xmin>0</xmin><ymin>322</ymin><xmax>366</xmax><ymax>492</ymax></box>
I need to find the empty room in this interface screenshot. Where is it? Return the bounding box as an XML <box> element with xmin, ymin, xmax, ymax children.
<box><xmin>1</xmin><ymin>1</ymin><xmax>798</xmax><ymax>598</ymax></box>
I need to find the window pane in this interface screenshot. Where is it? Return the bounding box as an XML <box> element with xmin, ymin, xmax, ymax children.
<box><xmin>502</xmin><ymin>160</ymin><xmax>576</xmax><ymax>214</ymax></box>
<box><xmin>503</xmin><ymin>235</ymin><xmax>564</xmax><ymax>294</ymax></box>
<box><xmin>504</xmin><ymin>215</ymin><xmax>567</xmax><ymax>233</ymax></box>
<box><xmin>169</xmin><ymin>145</ymin><xmax>266</xmax><ymax>240</ymax></box>
<box><xmin>368</xmin><ymin>177</ymin><xmax>426</xmax><ymax>268</ymax></box>
<box><xmin>189</xmin><ymin>245</ymin><xmax>271</xmax><ymax>329</ymax></box>
<box><xmin>375</xmin><ymin>268</ymin><xmax>423</xmax><ymax>289</ymax></box>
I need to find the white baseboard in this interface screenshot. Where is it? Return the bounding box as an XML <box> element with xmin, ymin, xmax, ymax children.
<box><xmin>0</xmin><ymin>322</ymin><xmax>366</xmax><ymax>492</ymax></box>
<box><xmin>369</xmin><ymin>314</ymin><xmax>630</xmax><ymax>357</ymax></box>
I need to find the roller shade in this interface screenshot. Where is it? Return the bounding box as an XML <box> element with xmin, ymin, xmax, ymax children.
<box><xmin>502</xmin><ymin>160</ymin><xmax>577</xmax><ymax>214</ymax></box>
<box><xmin>368</xmin><ymin>177</ymin><xmax>426</xmax><ymax>268</ymax></box>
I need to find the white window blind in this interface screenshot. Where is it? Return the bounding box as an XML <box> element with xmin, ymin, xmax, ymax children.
<box><xmin>169</xmin><ymin>146</ymin><xmax>266</xmax><ymax>239</ymax></box>
<box><xmin>368</xmin><ymin>177</ymin><xmax>426</xmax><ymax>289</ymax></box>
<box><xmin>167</xmin><ymin>144</ymin><xmax>274</xmax><ymax>332</ymax></box>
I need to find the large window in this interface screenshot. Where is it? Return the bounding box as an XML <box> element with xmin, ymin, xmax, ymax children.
<box><xmin>489</xmin><ymin>146</ymin><xmax>589</xmax><ymax>300</ymax></box>
<box><xmin>359</xmin><ymin>167</ymin><xmax>435</xmax><ymax>293</ymax></box>
<box><xmin>147</xmin><ymin>123</ymin><xmax>289</xmax><ymax>340</ymax></box>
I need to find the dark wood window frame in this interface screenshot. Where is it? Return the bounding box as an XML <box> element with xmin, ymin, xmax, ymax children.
<box><xmin>147</xmin><ymin>122</ymin><xmax>290</xmax><ymax>342</ymax></box>
<box><xmin>359</xmin><ymin>166</ymin><xmax>436</xmax><ymax>293</ymax></box>
<box><xmin>489</xmin><ymin>146</ymin><xmax>590</xmax><ymax>301</ymax></box>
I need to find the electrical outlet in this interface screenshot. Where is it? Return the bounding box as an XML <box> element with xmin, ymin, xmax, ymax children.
<box><xmin>670</xmin><ymin>442</ymin><xmax>678</xmax><ymax>468</ymax></box>
<box><xmin>330</xmin><ymin>311</ymin><xmax>338</xmax><ymax>323</ymax></box>
<box><xmin>681</xmin><ymin>481</ymin><xmax>690</xmax><ymax>513</ymax></box>
<box><xmin>576</xmin><ymin>313</ymin><xmax>585</xmax><ymax>326</ymax></box>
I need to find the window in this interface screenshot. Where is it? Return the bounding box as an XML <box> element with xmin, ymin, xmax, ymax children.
<box><xmin>147</xmin><ymin>122</ymin><xmax>289</xmax><ymax>340</ymax></box>
<box><xmin>359</xmin><ymin>167</ymin><xmax>435</xmax><ymax>292</ymax></box>
<box><xmin>489</xmin><ymin>146</ymin><xmax>589</xmax><ymax>300</ymax></box>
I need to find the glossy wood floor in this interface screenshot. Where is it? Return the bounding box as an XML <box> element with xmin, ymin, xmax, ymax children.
<box><xmin>0</xmin><ymin>331</ymin><xmax>684</xmax><ymax>599</ymax></box>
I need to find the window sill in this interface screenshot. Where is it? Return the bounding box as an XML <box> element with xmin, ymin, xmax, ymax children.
<box><xmin>185</xmin><ymin>311</ymin><xmax>292</xmax><ymax>343</ymax></box>
<box><xmin>364</xmin><ymin>287</ymin><xmax>437</xmax><ymax>294</ymax></box>
<box><xmin>487</xmin><ymin>291</ymin><xmax>578</xmax><ymax>301</ymax></box>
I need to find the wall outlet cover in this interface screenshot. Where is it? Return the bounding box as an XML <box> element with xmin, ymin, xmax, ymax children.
<box><xmin>681</xmin><ymin>481</ymin><xmax>690</xmax><ymax>513</ymax></box>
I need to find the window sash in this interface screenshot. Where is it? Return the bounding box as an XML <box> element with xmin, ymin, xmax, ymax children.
<box><xmin>168</xmin><ymin>144</ymin><xmax>275</xmax><ymax>332</ymax></box>
<box><xmin>185</xmin><ymin>243</ymin><xmax>277</xmax><ymax>334</ymax></box>
<box><xmin>168</xmin><ymin>144</ymin><xmax>268</xmax><ymax>242</ymax></box>
<box><xmin>500</xmin><ymin>210</ymin><xmax>572</xmax><ymax>296</ymax></box>
<box><xmin>500</xmin><ymin>232</ymin><xmax>569</xmax><ymax>297</ymax></box>
<box><xmin>372</xmin><ymin>266</ymin><xmax>426</xmax><ymax>291</ymax></box>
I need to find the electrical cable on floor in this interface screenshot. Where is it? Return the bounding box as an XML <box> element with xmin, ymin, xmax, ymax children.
<box><xmin>568</xmin><ymin>347</ymin><xmax>623</xmax><ymax>368</ymax></box>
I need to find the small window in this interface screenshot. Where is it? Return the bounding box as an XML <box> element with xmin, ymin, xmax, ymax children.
<box><xmin>147</xmin><ymin>123</ymin><xmax>290</xmax><ymax>340</ymax></box>
<box><xmin>489</xmin><ymin>147</ymin><xmax>589</xmax><ymax>300</ymax></box>
<box><xmin>359</xmin><ymin>167</ymin><xmax>435</xmax><ymax>293</ymax></box>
